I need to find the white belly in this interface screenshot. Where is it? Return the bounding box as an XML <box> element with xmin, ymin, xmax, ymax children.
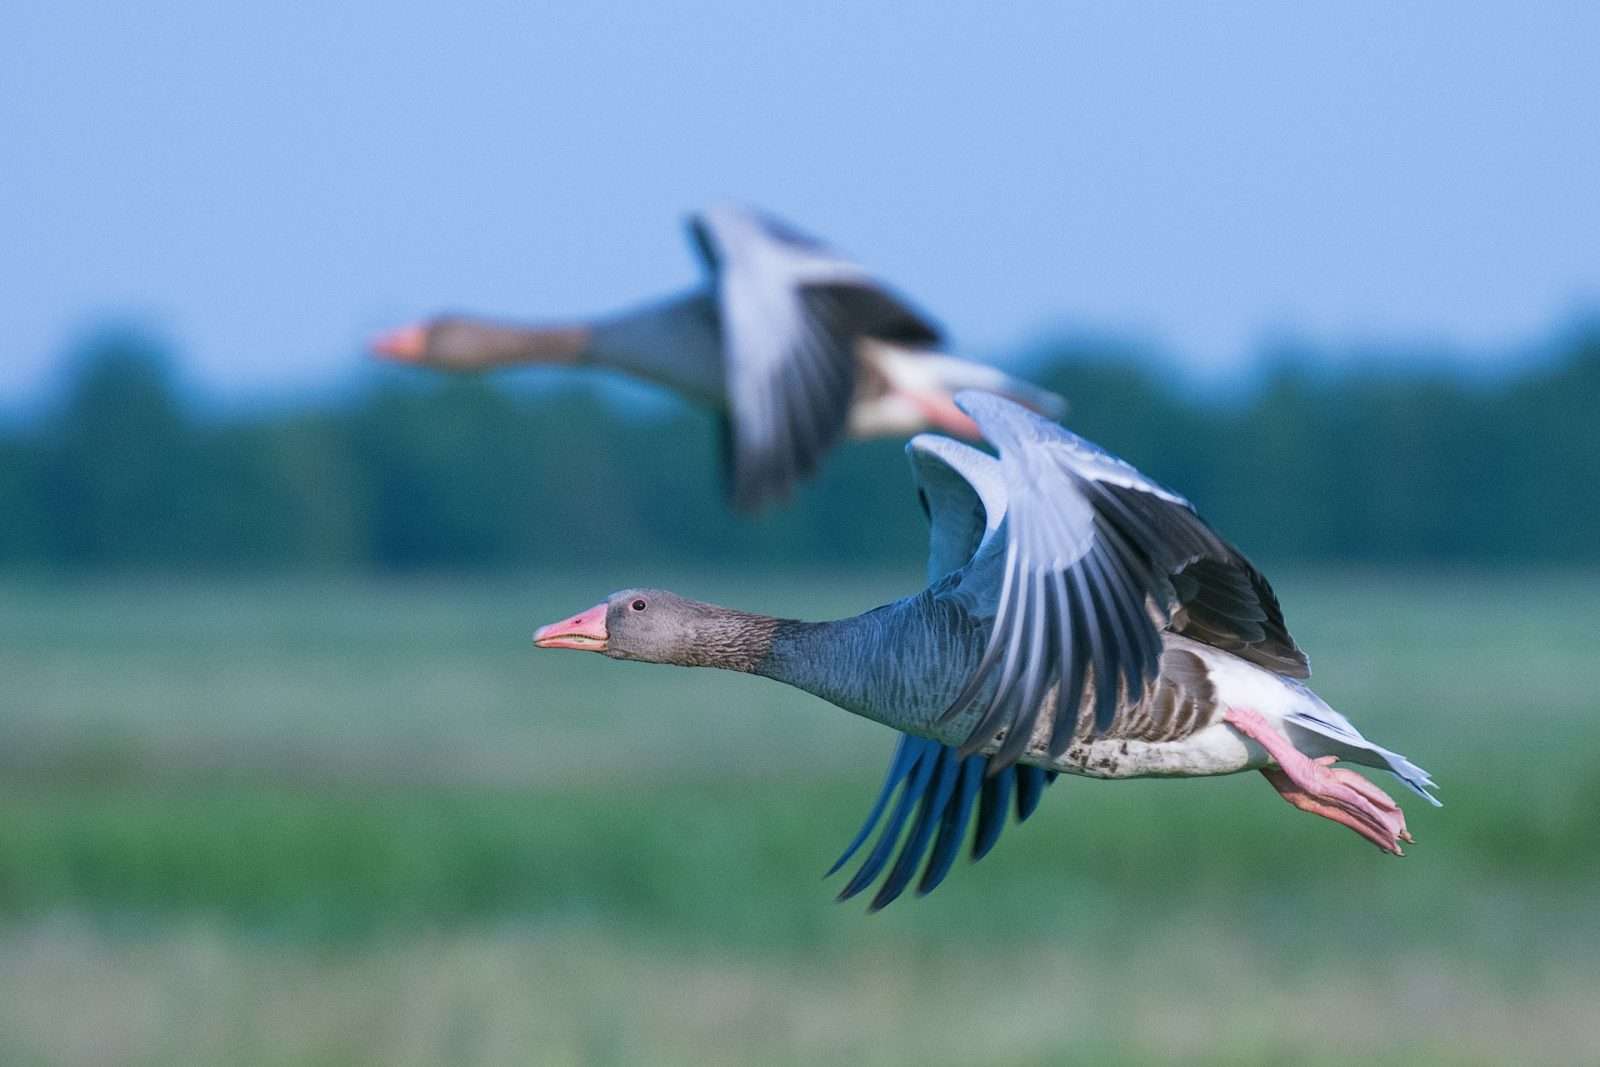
<box><xmin>1045</xmin><ymin>722</ymin><xmax>1259</xmax><ymax>779</ymax></box>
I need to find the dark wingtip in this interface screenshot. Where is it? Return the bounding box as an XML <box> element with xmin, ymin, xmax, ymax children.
<box><xmin>825</xmin><ymin>736</ymin><xmax>920</xmax><ymax>877</ymax></box>
<box><xmin>970</xmin><ymin>770</ymin><xmax>1013</xmax><ymax>861</ymax></box>
<box><xmin>1015</xmin><ymin>766</ymin><xmax>1046</xmax><ymax>821</ymax></box>
<box><xmin>833</xmin><ymin>739</ymin><xmax>1060</xmax><ymax>909</ymax></box>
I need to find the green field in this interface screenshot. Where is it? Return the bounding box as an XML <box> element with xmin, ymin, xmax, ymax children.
<box><xmin>1</xmin><ymin>569</ymin><xmax>1596</xmax><ymax>1065</ymax></box>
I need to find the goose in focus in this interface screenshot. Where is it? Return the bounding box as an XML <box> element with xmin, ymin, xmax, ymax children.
<box><xmin>532</xmin><ymin>392</ymin><xmax>1439</xmax><ymax>909</ymax></box>
<box><xmin>370</xmin><ymin>204</ymin><xmax>1066</xmax><ymax>511</ymax></box>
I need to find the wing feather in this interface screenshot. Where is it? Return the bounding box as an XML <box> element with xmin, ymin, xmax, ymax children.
<box><xmin>828</xmin><ymin>735</ymin><xmax>1056</xmax><ymax>909</ymax></box>
<box><xmin>832</xmin><ymin>392</ymin><xmax>1311</xmax><ymax>906</ymax></box>
<box><xmin>691</xmin><ymin>204</ymin><xmax>941</xmax><ymax>511</ymax></box>
<box><xmin>937</xmin><ymin>392</ymin><xmax>1308</xmax><ymax>768</ymax></box>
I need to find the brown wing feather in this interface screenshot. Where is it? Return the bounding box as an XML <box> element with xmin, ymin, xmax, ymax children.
<box><xmin>992</xmin><ymin>641</ymin><xmax>1222</xmax><ymax>758</ymax></box>
<box><xmin>1095</xmin><ymin>483</ymin><xmax>1310</xmax><ymax>679</ymax></box>
<box><xmin>1167</xmin><ymin>551</ymin><xmax>1309</xmax><ymax>678</ymax></box>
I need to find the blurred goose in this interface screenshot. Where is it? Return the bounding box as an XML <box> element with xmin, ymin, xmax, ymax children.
<box><xmin>533</xmin><ymin>392</ymin><xmax>1438</xmax><ymax>909</ymax></box>
<box><xmin>371</xmin><ymin>204</ymin><xmax>1066</xmax><ymax>511</ymax></box>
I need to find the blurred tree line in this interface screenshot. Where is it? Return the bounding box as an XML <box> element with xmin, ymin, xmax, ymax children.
<box><xmin>1</xmin><ymin>327</ymin><xmax>1596</xmax><ymax>572</ymax></box>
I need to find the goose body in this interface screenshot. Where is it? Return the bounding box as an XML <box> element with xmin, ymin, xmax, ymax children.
<box><xmin>372</xmin><ymin>204</ymin><xmax>1066</xmax><ymax>511</ymax></box>
<box><xmin>752</xmin><ymin>590</ymin><xmax>1426</xmax><ymax>788</ymax></box>
<box><xmin>535</xmin><ymin>392</ymin><xmax>1437</xmax><ymax>908</ymax></box>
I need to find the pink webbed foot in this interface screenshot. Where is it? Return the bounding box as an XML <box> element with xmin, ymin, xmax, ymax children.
<box><xmin>1224</xmin><ymin>707</ymin><xmax>1413</xmax><ymax>856</ymax></box>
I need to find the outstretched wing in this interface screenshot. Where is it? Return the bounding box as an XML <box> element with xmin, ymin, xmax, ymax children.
<box><xmin>827</xmin><ymin>734</ymin><xmax>1056</xmax><ymax>911</ymax></box>
<box><xmin>939</xmin><ymin>391</ymin><xmax>1307</xmax><ymax>770</ymax></box>
<box><xmin>690</xmin><ymin>203</ymin><xmax>941</xmax><ymax>512</ymax></box>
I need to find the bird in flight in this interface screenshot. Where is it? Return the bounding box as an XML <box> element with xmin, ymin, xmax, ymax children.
<box><xmin>533</xmin><ymin>391</ymin><xmax>1438</xmax><ymax>910</ymax></box>
<box><xmin>372</xmin><ymin>204</ymin><xmax>1065</xmax><ymax>511</ymax></box>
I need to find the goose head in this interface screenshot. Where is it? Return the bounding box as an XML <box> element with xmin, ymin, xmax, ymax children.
<box><xmin>534</xmin><ymin>589</ymin><xmax>780</xmax><ymax>670</ymax></box>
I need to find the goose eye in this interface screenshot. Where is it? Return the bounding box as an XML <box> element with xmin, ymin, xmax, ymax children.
<box><xmin>630</xmin><ymin>599</ymin><xmax>647</xmax><ymax>612</ymax></box>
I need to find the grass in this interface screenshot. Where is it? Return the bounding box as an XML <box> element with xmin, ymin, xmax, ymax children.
<box><xmin>0</xmin><ymin>568</ymin><xmax>1596</xmax><ymax>1063</ymax></box>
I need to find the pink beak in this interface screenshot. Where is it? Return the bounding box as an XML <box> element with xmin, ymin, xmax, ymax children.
<box><xmin>533</xmin><ymin>601</ymin><xmax>609</xmax><ymax>652</ymax></box>
<box><xmin>369</xmin><ymin>323</ymin><xmax>429</xmax><ymax>362</ymax></box>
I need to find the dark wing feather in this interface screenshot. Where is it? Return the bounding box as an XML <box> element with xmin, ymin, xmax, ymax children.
<box><xmin>1167</xmin><ymin>550</ymin><xmax>1308</xmax><ymax>677</ymax></box>
<box><xmin>828</xmin><ymin>734</ymin><xmax>1057</xmax><ymax>910</ymax></box>
<box><xmin>1091</xmin><ymin>483</ymin><xmax>1308</xmax><ymax>677</ymax></box>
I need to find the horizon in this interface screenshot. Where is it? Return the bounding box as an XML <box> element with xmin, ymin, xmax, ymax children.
<box><xmin>8</xmin><ymin>308</ymin><xmax>1596</xmax><ymax>423</ymax></box>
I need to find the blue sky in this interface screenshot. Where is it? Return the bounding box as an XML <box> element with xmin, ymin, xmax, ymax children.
<box><xmin>4</xmin><ymin>2</ymin><xmax>1597</xmax><ymax>400</ymax></box>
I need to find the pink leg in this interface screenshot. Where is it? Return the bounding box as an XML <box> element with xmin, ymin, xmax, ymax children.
<box><xmin>907</xmin><ymin>392</ymin><xmax>983</xmax><ymax>440</ymax></box>
<box><xmin>1224</xmin><ymin>707</ymin><xmax>1413</xmax><ymax>856</ymax></box>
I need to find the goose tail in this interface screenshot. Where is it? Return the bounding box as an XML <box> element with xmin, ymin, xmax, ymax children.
<box><xmin>1282</xmin><ymin>694</ymin><xmax>1441</xmax><ymax>806</ymax></box>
